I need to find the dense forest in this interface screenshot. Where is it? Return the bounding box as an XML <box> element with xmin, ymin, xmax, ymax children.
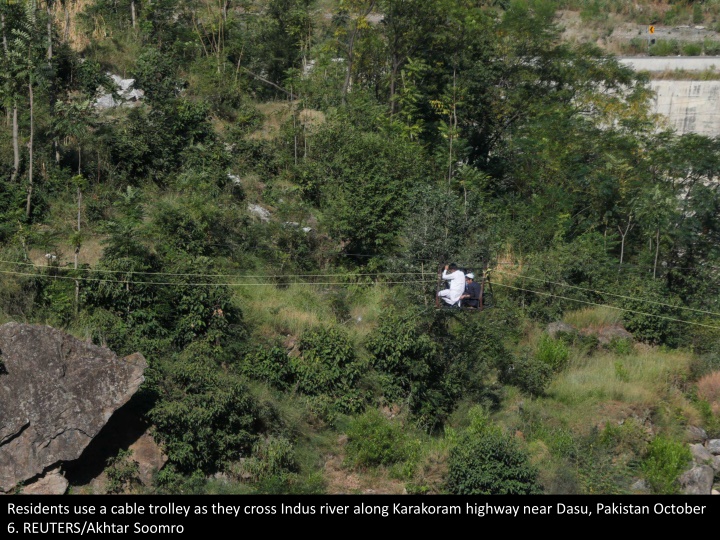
<box><xmin>1</xmin><ymin>0</ymin><xmax>719</xmax><ymax>495</ymax></box>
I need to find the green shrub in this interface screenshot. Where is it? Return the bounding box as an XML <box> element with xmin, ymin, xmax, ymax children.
<box><xmin>242</xmin><ymin>346</ymin><xmax>294</xmax><ymax>390</ymax></box>
<box><xmin>536</xmin><ymin>334</ymin><xmax>569</xmax><ymax>371</ymax></box>
<box><xmin>690</xmin><ymin>353</ymin><xmax>720</xmax><ymax>380</ymax></box>
<box><xmin>233</xmin><ymin>436</ymin><xmax>299</xmax><ymax>482</ymax></box>
<box><xmin>446</xmin><ymin>425</ymin><xmax>541</xmax><ymax>495</ymax></box>
<box><xmin>149</xmin><ymin>356</ymin><xmax>260</xmax><ymax>474</ymax></box>
<box><xmin>498</xmin><ymin>353</ymin><xmax>553</xmax><ymax>396</ymax></box>
<box><xmin>703</xmin><ymin>40</ymin><xmax>720</xmax><ymax>55</ymax></box>
<box><xmin>649</xmin><ymin>40</ymin><xmax>680</xmax><ymax>56</ymax></box>
<box><xmin>367</xmin><ymin>309</ymin><xmax>501</xmax><ymax>429</ymax></box>
<box><xmin>607</xmin><ymin>337</ymin><xmax>633</xmax><ymax>356</ymax></box>
<box><xmin>344</xmin><ymin>409</ymin><xmax>419</xmax><ymax>469</ymax></box>
<box><xmin>291</xmin><ymin>327</ymin><xmax>365</xmax><ymax>416</ymax></box>
<box><xmin>641</xmin><ymin>436</ymin><xmax>692</xmax><ymax>494</ymax></box>
<box><xmin>105</xmin><ymin>449</ymin><xmax>141</xmax><ymax>494</ymax></box>
<box><xmin>682</xmin><ymin>42</ymin><xmax>703</xmax><ymax>56</ymax></box>
<box><xmin>693</xmin><ymin>4</ymin><xmax>703</xmax><ymax>25</ymax></box>
<box><xmin>614</xmin><ymin>361</ymin><xmax>630</xmax><ymax>382</ymax></box>
<box><xmin>627</xmin><ymin>37</ymin><xmax>647</xmax><ymax>54</ymax></box>
<box><xmin>620</xmin><ymin>279</ymin><xmax>683</xmax><ymax>347</ymax></box>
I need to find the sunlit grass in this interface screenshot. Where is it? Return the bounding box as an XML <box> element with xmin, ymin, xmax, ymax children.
<box><xmin>563</xmin><ymin>306</ymin><xmax>623</xmax><ymax>330</ymax></box>
<box><xmin>234</xmin><ymin>279</ymin><xmax>389</xmax><ymax>342</ymax></box>
<box><xmin>530</xmin><ymin>348</ymin><xmax>697</xmax><ymax>431</ymax></box>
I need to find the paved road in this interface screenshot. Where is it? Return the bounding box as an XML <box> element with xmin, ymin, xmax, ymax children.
<box><xmin>618</xmin><ymin>56</ymin><xmax>720</xmax><ymax>71</ymax></box>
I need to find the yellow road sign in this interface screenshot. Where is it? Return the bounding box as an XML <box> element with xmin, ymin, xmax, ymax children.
<box><xmin>649</xmin><ymin>25</ymin><xmax>655</xmax><ymax>34</ymax></box>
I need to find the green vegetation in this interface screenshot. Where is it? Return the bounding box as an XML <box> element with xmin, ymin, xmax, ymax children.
<box><xmin>446</xmin><ymin>408</ymin><xmax>541</xmax><ymax>495</ymax></box>
<box><xmin>1</xmin><ymin>0</ymin><xmax>718</xmax><ymax>495</ymax></box>
<box><xmin>642</xmin><ymin>436</ymin><xmax>692</xmax><ymax>494</ymax></box>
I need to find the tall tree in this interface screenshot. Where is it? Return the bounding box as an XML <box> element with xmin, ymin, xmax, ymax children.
<box><xmin>339</xmin><ymin>0</ymin><xmax>376</xmax><ymax>103</ymax></box>
<box><xmin>9</xmin><ymin>0</ymin><xmax>45</xmax><ymax>218</ymax></box>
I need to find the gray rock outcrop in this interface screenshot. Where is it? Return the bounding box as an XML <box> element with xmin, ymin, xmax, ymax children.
<box><xmin>128</xmin><ymin>429</ymin><xmax>168</xmax><ymax>486</ymax></box>
<box><xmin>20</xmin><ymin>468</ymin><xmax>68</xmax><ymax>495</ymax></box>
<box><xmin>685</xmin><ymin>426</ymin><xmax>708</xmax><ymax>444</ymax></box>
<box><xmin>0</xmin><ymin>323</ymin><xmax>146</xmax><ymax>493</ymax></box>
<box><xmin>680</xmin><ymin>465</ymin><xmax>715</xmax><ymax>495</ymax></box>
<box><xmin>546</xmin><ymin>322</ymin><xmax>576</xmax><ymax>339</ymax></box>
<box><xmin>708</xmin><ymin>439</ymin><xmax>720</xmax><ymax>455</ymax></box>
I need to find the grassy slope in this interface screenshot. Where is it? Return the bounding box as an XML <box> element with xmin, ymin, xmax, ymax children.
<box><xmin>9</xmin><ymin>1</ymin><xmax>717</xmax><ymax>495</ymax></box>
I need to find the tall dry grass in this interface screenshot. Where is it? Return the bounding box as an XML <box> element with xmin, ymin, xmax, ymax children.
<box><xmin>539</xmin><ymin>348</ymin><xmax>698</xmax><ymax>430</ymax></box>
<box><xmin>697</xmin><ymin>371</ymin><xmax>720</xmax><ymax>415</ymax></box>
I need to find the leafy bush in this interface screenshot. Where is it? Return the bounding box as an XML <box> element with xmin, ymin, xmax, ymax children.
<box><xmin>703</xmin><ymin>40</ymin><xmax>720</xmax><ymax>55</ymax></box>
<box><xmin>446</xmin><ymin>424</ymin><xmax>541</xmax><ymax>495</ymax></box>
<box><xmin>367</xmin><ymin>309</ymin><xmax>501</xmax><ymax>429</ymax></box>
<box><xmin>344</xmin><ymin>409</ymin><xmax>419</xmax><ymax>469</ymax></box>
<box><xmin>606</xmin><ymin>337</ymin><xmax>633</xmax><ymax>356</ymax></box>
<box><xmin>498</xmin><ymin>353</ymin><xmax>553</xmax><ymax>396</ymax></box>
<box><xmin>536</xmin><ymin>334</ymin><xmax>569</xmax><ymax>371</ymax></box>
<box><xmin>690</xmin><ymin>353</ymin><xmax>720</xmax><ymax>380</ymax></box>
<box><xmin>649</xmin><ymin>40</ymin><xmax>680</xmax><ymax>56</ymax></box>
<box><xmin>641</xmin><ymin>436</ymin><xmax>692</xmax><ymax>494</ymax></box>
<box><xmin>242</xmin><ymin>346</ymin><xmax>294</xmax><ymax>390</ymax></box>
<box><xmin>291</xmin><ymin>327</ymin><xmax>365</xmax><ymax>416</ymax></box>
<box><xmin>682</xmin><ymin>42</ymin><xmax>702</xmax><ymax>56</ymax></box>
<box><xmin>105</xmin><ymin>449</ymin><xmax>141</xmax><ymax>494</ymax></box>
<box><xmin>233</xmin><ymin>436</ymin><xmax>299</xmax><ymax>482</ymax></box>
<box><xmin>149</xmin><ymin>356</ymin><xmax>260</xmax><ymax>474</ymax></box>
<box><xmin>620</xmin><ymin>278</ymin><xmax>683</xmax><ymax>347</ymax></box>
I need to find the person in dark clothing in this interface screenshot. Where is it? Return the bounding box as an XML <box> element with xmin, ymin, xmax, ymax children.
<box><xmin>460</xmin><ymin>272</ymin><xmax>481</xmax><ymax>308</ymax></box>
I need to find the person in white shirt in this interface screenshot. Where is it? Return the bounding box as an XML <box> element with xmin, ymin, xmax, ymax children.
<box><xmin>437</xmin><ymin>263</ymin><xmax>465</xmax><ymax>307</ymax></box>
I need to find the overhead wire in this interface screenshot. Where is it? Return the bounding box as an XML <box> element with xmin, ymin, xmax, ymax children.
<box><xmin>0</xmin><ymin>268</ymin><xmax>437</xmax><ymax>287</ymax></box>
<box><xmin>492</xmin><ymin>282</ymin><xmax>720</xmax><ymax>330</ymax></box>
<box><xmin>2</xmin><ymin>255</ymin><xmax>719</xmax><ymax>329</ymax></box>
<box><xmin>0</xmin><ymin>259</ymin><xmax>427</xmax><ymax>279</ymax></box>
<box><xmin>493</xmin><ymin>268</ymin><xmax>720</xmax><ymax>318</ymax></box>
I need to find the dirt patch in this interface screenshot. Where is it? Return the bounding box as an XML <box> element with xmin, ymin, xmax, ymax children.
<box><xmin>322</xmin><ymin>435</ymin><xmax>407</xmax><ymax>495</ymax></box>
<box><xmin>248</xmin><ymin>102</ymin><xmax>325</xmax><ymax>140</ymax></box>
<box><xmin>29</xmin><ymin>236</ymin><xmax>108</xmax><ymax>269</ymax></box>
<box><xmin>595</xmin><ymin>401</ymin><xmax>654</xmax><ymax>432</ymax></box>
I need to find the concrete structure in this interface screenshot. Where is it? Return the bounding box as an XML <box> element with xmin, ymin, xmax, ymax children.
<box><xmin>618</xmin><ymin>57</ymin><xmax>720</xmax><ymax>136</ymax></box>
<box><xmin>619</xmin><ymin>56</ymin><xmax>720</xmax><ymax>72</ymax></box>
<box><xmin>649</xmin><ymin>79</ymin><xmax>720</xmax><ymax>135</ymax></box>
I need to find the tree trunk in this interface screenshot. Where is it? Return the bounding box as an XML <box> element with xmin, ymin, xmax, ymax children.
<box><xmin>2</xmin><ymin>13</ymin><xmax>19</xmax><ymax>183</ymax></box>
<box><xmin>389</xmin><ymin>57</ymin><xmax>400</xmax><ymax>114</ymax></box>
<box><xmin>342</xmin><ymin>2</ymin><xmax>376</xmax><ymax>104</ymax></box>
<box><xmin>1</xmin><ymin>11</ymin><xmax>6</xmax><ymax>51</ymax></box>
<box><xmin>64</xmin><ymin>2</ymin><xmax>70</xmax><ymax>41</ymax></box>
<box><xmin>617</xmin><ymin>215</ymin><xmax>634</xmax><ymax>272</ymax></box>
<box><xmin>75</xmin><ymin>182</ymin><xmax>81</xmax><ymax>312</ymax></box>
<box><xmin>447</xmin><ymin>69</ymin><xmax>457</xmax><ymax>184</ymax></box>
<box><xmin>46</xmin><ymin>1</ymin><xmax>53</xmax><ymax>60</ymax></box>
<box><xmin>131</xmin><ymin>1</ymin><xmax>136</xmax><ymax>28</ymax></box>
<box><xmin>12</xmin><ymin>104</ymin><xmax>19</xmax><ymax>182</ymax></box>
<box><xmin>653</xmin><ymin>228</ymin><xmax>660</xmax><ymax>279</ymax></box>
<box><xmin>26</xmin><ymin>82</ymin><xmax>34</xmax><ymax>218</ymax></box>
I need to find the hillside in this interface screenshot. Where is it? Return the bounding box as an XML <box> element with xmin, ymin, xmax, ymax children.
<box><xmin>0</xmin><ymin>0</ymin><xmax>718</xmax><ymax>496</ymax></box>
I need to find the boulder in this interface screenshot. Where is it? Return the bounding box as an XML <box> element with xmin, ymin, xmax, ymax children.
<box><xmin>679</xmin><ymin>465</ymin><xmax>714</xmax><ymax>495</ymax></box>
<box><xmin>20</xmin><ymin>467</ymin><xmax>68</xmax><ymax>495</ymax></box>
<box><xmin>0</xmin><ymin>323</ymin><xmax>146</xmax><ymax>493</ymax></box>
<box><xmin>690</xmin><ymin>443</ymin><xmax>715</xmax><ymax>466</ymax></box>
<box><xmin>546</xmin><ymin>322</ymin><xmax>576</xmax><ymax>339</ymax></box>
<box><xmin>247</xmin><ymin>203</ymin><xmax>271</xmax><ymax>222</ymax></box>
<box><xmin>595</xmin><ymin>325</ymin><xmax>633</xmax><ymax>345</ymax></box>
<box><xmin>685</xmin><ymin>425</ymin><xmax>708</xmax><ymax>444</ymax></box>
<box><xmin>708</xmin><ymin>439</ymin><xmax>720</xmax><ymax>455</ymax></box>
<box><xmin>630</xmin><ymin>478</ymin><xmax>650</xmax><ymax>494</ymax></box>
<box><xmin>128</xmin><ymin>430</ymin><xmax>168</xmax><ymax>486</ymax></box>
